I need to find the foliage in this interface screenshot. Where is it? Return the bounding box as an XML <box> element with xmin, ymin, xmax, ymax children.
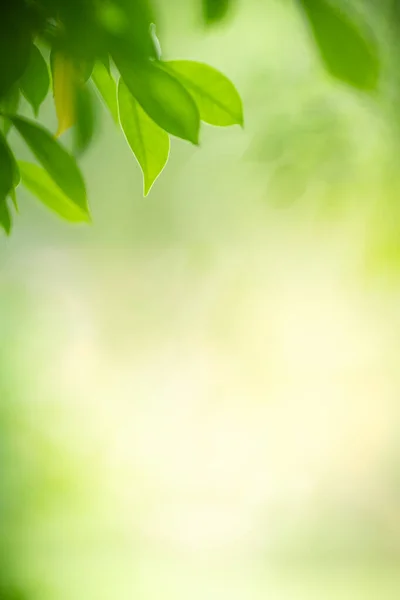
<box><xmin>0</xmin><ymin>0</ymin><xmax>382</xmax><ymax>234</ymax></box>
<box><xmin>0</xmin><ymin>0</ymin><xmax>244</xmax><ymax>233</ymax></box>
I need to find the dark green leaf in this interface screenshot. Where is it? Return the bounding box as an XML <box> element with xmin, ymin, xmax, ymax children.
<box><xmin>202</xmin><ymin>0</ymin><xmax>232</xmax><ymax>24</ymax></box>
<box><xmin>92</xmin><ymin>62</ymin><xmax>119</xmax><ymax>123</ymax></box>
<box><xmin>20</xmin><ymin>45</ymin><xmax>50</xmax><ymax>116</ymax></box>
<box><xmin>54</xmin><ymin>1</ymin><xmax>102</xmax><ymax>67</ymax></box>
<box><xmin>0</xmin><ymin>132</ymin><xmax>15</xmax><ymax>234</ymax></box>
<box><xmin>0</xmin><ymin>85</ymin><xmax>20</xmax><ymax>136</ymax></box>
<box><xmin>162</xmin><ymin>61</ymin><xmax>243</xmax><ymax>127</ymax></box>
<box><xmin>0</xmin><ymin>0</ymin><xmax>32</xmax><ymax>99</ymax></box>
<box><xmin>0</xmin><ymin>200</ymin><xmax>11</xmax><ymax>235</ymax></box>
<box><xmin>113</xmin><ymin>0</ymin><xmax>156</xmax><ymax>59</ymax></box>
<box><xmin>118</xmin><ymin>79</ymin><xmax>170</xmax><ymax>195</ymax></box>
<box><xmin>75</xmin><ymin>84</ymin><xmax>95</xmax><ymax>155</ymax></box>
<box><xmin>12</xmin><ymin>156</ymin><xmax>20</xmax><ymax>189</ymax></box>
<box><xmin>9</xmin><ymin>116</ymin><xmax>88</xmax><ymax>214</ymax></box>
<box><xmin>9</xmin><ymin>188</ymin><xmax>18</xmax><ymax>213</ymax></box>
<box><xmin>81</xmin><ymin>57</ymin><xmax>95</xmax><ymax>82</ymax></box>
<box><xmin>114</xmin><ymin>56</ymin><xmax>200</xmax><ymax>144</ymax></box>
<box><xmin>298</xmin><ymin>0</ymin><xmax>380</xmax><ymax>90</ymax></box>
<box><xmin>18</xmin><ymin>161</ymin><xmax>90</xmax><ymax>223</ymax></box>
<box><xmin>100</xmin><ymin>55</ymin><xmax>111</xmax><ymax>75</ymax></box>
<box><xmin>0</xmin><ymin>132</ymin><xmax>15</xmax><ymax>200</ymax></box>
<box><xmin>9</xmin><ymin>152</ymin><xmax>20</xmax><ymax>212</ymax></box>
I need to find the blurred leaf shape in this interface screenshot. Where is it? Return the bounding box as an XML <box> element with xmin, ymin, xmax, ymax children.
<box><xmin>162</xmin><ymin>60</ymin><xmax>243</xmax><ymax>127</ymax></box>
<box><xmin>9</xmin><ymin>152</ymin><xmax>20</xmax><ymax>212</ymax></box>
<box><xmin>0</xmin><ymin>0</ymin><xmax>31</xmax><ymax>99</ymax></box>
<box><xmin>0</xmin><ymin>85</ymin><xmax>20</xmax><ymax>136</ymax></box>
<box><xmin>20</xmin><ymin>45</ymin><xmax>50</xmax><ymax>117</ymax></box>
<box><xmin>298</xmin><ymin>0</ymin><xmax>380</xmax><ymax>90</ymax></box>
<box><xmin>9</xmin><ymin>189</ymin><xmax>18</xmax><ymax>214</ymax></box>
<box><xmin>19</xmin><ymin>161</ymin><xmax>90</xmax><ymax>223</ymax></box>
<box><xmin>113</xmin><ymin>0</ymin><xmax>156</xmax><ymax>59</ymax></box>
<box><xmin>0</xmin><ymin>201</ymin><xmax>11</xmax><ymax>235</ymax></box>
<box><xmin>0</xmin><ymin>132</ymin><xmax>14</xmax><ymax>234</ymax></box>
<box><xmin>52</xmin><ymin>52</ymin><xmax>77</xmax><ymax>137</ymax></box>
<box><xmin>150</xmin><ymin>23</ymin><xmax>162</xmax><ymax>60</ymax></box>
<box><xmin>92</xmin><ymin>62</ymin><xmax>119</xmax><ymax>124</ymax></box>
<box><xmin>75</xmin><ymin>84</ymin><xmax>96</xmax><ymax>155</ymax></box>
<box><xmin>10</xmin><ymin>116</ymin><xmax>88</xmax><ymax>214</ymax></box>
<box><xmin>202</xmin><ymin>0</ymin><xmax>232</xmax><ymax>24</ymax></box>
<box><xmin>114</xmin><ymin>56</ymin><xmax>200</xmax><ymax>144</ymax></box>
<box><xmin>118</xmin><ymin>78</ymin><xmax>170</xmax><ymax>195</ymax></box>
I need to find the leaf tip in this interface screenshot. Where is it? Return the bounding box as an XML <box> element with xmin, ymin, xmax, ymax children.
<box><xmin>191</xmin><ymin>131</ymin><xmax>201</xmax><ymax>146</ymax></box>
<box><xmin>82</xmin><ymin>211</ymin><xmax>92</xmax><ymax>224</ymax></box>
<box><xmin>143</xmin><ymin>177</ymin><xmax>155</xmax><ymax>196</ymax></box>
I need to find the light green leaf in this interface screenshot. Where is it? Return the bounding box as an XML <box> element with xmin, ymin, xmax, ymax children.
<box><xmin>150</xmin><ymin>24</ymin><xmax>162</xmax><ymax>60</ymax></box>
<box><xmin>162</xmin><ymin>60</ymin><xmax>243</xmax><ymax>127</ymax></box>
<box><xmin>20</xmin><ymin>44</ymin><xmax>50</xmax><ymax>116</ymax></box>
<box><xmin>18</xmin><ymin>161</ymin><xmax>90</xmax><ymax>223</ymax></box>
<box><xmin>9</xmin><ymin>116</ymin><xmax>88</xmax><ymax>214</ymax></box>
<box><xmin>298</xmin><ymin>0</ymin><xmax>379</xmax><ymax>90</ymax></box>
<box><xmin>118</xmin><ymin>79</ymin><xmax>170</xmax><ymax>196</ymax></box>
<box><xmin>52</xmin><ymin>51</ymin><xmax>77</xmax><ymax>137</ymax></box>
<box><xmin>92</xmin><ymin>62</ymin><xmax>119</xmax><ymax>124</ymax></box>
<box><xmin>113</xmin><ymin>55</ymin><xmax>200</xmax><ymax>144</ymax></box>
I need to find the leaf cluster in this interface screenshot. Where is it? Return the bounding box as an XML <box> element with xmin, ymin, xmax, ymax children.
<box><xmin>0</xmin><ymin>0</ymin><xmax>386</xmax><ymax>235</ymax></box>
<box><xmin>0</xmin><ymin>0</ymin><xmax>243</xmax><ymax>233</ymax></box>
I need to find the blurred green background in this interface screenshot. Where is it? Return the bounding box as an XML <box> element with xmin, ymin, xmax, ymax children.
<box><xmin>2</xmin><ymin>1</ymin><xmax>400</xmax><ymax>599</ymax></box>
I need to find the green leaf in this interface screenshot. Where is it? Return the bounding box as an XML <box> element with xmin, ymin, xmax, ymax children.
<box><xmin>118</xmin><ymin>79</ymin><xmax>170</xmax><ymax>196</ymax></box>
<box><xmin>0</xmin><ymin>132</ymin><xmax>15</xmax><ymax>199</ymax></box>
<box><xmin>9</xmin><ymin>153</ymin><xmax>20</xmax><ymax>212</ymax></box>
<box><xmin>18</xmin><ymin>162</ymin><xmax>90</xmax><ymax>223</ymax></box>
<box><xmin>20</xmin><ymin>45</ymin><xmax>50</xmax><ymax>116</ymax></box>
<box><xmin>100</xmin><ymin>55</ymin><xmax>111</xmax><ymax>75</ymax></box>
<box><xmin>9</xmin><ymin>188</ymin><xmax>18</xmax><ymax>213</ymax></box>
<box><xmin>202</xmin><ymin>0</ymin><xmax>233</xmax><ymax>24</ymax></box>
<box><xmin>92</xmin><ymin>62</ymin><xmax>119</xmax><ymax>124</ymax></box>
<box><xmin>52</xmin><ymin>51</ymin><xmax>77</xmax><ymax>137</ymax></box>
<box><xmin>11</xmin><ymin>156</ymin><xmax>20</xmax><ymax>189</ymax></box>
<box><xmin>75</xmin><ymin>84</ymin><xmax>95</xmax><ymax>155</ymax></box>
<box><xmin>0</xmin><ymin>85</ymin><xmax>20</xmax><ymax>136</ymax></box>
<box><xmin>0</xmin><ymin>0</ymin><xmax>32</xmax><ymax>99</ymax></box>
<box><xmin>114</xmin><ymin>0</ymin><xmax>156</xmax><ymax>59</ymax></box>
<box><xmin>150</xmin><ymin>24</ymin><xmax>162</xmax><ymax>60</ymax></box>
<box><xmin>81</xmin><ymin>58</ymin><xmax>95</xmax><ymax>82</ymax></box>
<box><xmin>9</xmin><ymin>116</ymin><xmax>89</xmax><ymax>214</ymax></box>
<box><xmin>162</xmin><ymin>61</ymin><xmax>243</xmax><ymax>127</ymax></box>
<box><xmin>114</xmin><ymin>56</ymin><xmax>200</xmax><ymax>144</ymax></box>
<box><xmin>298</xmin><ymin>0</ymin><xmax>379</xmax><ymax>90</ymax></box>
<box><xmin>0</xmin><ymin>132</ymin><xmax>15</xmax><ymax>234</ymax></box>
<box><xmin>0</xmin><ymin>200</ymin><xmax>11</xmax><ymax>235</ymax></box>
